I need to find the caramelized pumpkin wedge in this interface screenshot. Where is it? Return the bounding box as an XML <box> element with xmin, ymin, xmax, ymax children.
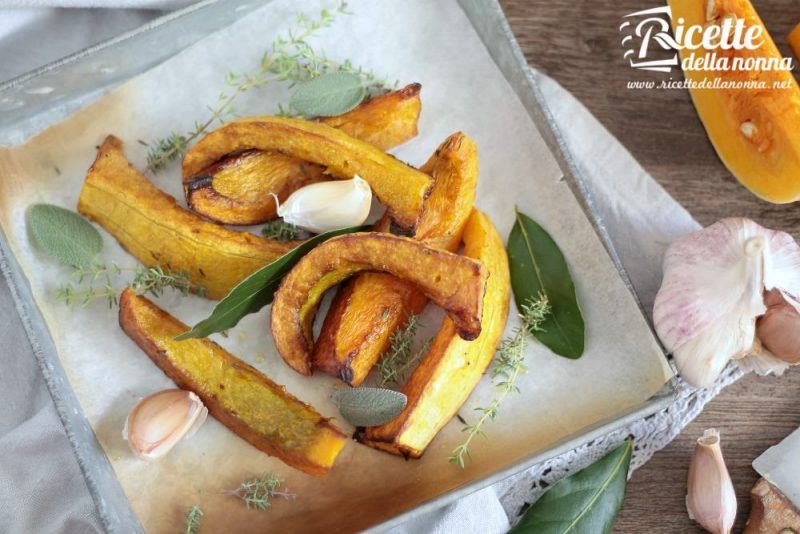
<box><xmin>77</xmin><ymin>136</ymin><xmax>299</xmax><ymax>300</ymax></box>
<box><xmin>182</xmin><ymin>116</ymin><xmax>432</xmax><ymax>228</ymax></box>
<box><xmin>118</xmin><ymin>289</ymin><xmax>346</xmax><ymax>476</ymax></box>
<box><xmin>359</xmin><ymin>210</ymin><xmax>510</xmax><ymax>458</ymax></box>
<box><xmin>313</xmin><ymin>133</ymin><xmax>478</xmax><ymax>385</ymax></box>
<box><xmin>185</xmin><ymin>84</ymin><xmax>422</xmax><ymax>225</ymax></box>
<box><xmin>271</xmin><ymin>232</ymin><xmax>488</xmax><ymax>375</ymax></box>
<box><xmin>669</xmin><ymin>0</ymin><xmax>800</xmax><ymax>202</ymax></box>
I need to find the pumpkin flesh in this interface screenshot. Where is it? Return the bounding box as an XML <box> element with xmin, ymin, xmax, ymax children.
<box><xmin>670</xmin><ymin>0</ymin><xmax>800</xmax><ymax>203</ymax></box>
<box><xmin>118</xmin><ymin>289</ymin><xmax>346</xmax><ymax>476</ymax></box>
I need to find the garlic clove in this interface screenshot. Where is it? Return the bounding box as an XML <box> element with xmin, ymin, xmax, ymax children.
<box><xmin>653</xmin><ymin>218</ymin><xmax>800</xmax><ymax>388</ymax></box>
<box><xmin>123</xmin><ymin>389</ymin><xmax>208</xmax><ymax>461</ymax></box>
<box><xmin>686</xmin><ymin>429</ymin><xmax>737</xmax><ymax>534</ymax></box>
<box><xmin>275</xmin><ymin>175</ymin><xmax>371</xmax><ymax>234</ymax></box>
<box><xmin>755</xmin><ymin>289</ymin><xmax>800</xmax><ymax>364</ymax></box>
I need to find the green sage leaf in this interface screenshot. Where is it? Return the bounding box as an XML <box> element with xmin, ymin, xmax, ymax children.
<box><xmin>331</xmin><ymin>387</ymin><xmax>407</xmax><ymax>427</ymax></box>
<box><xmin>507</xmin><ymin>208</ymin><xmax>585</xmax><ymax>358</ymax></box>
<box><xmin>289</xmin><ymin>72</ymin><xmax>366</xmax><ymax>117</ymax></box>
<box><xmin>511</xmin><ymin>438</ymin><xmax>632</xmax><ymax>534</ymax></box>
<box><xmin>176</xmin><ymin>225</ymin><xmax>368</xmax><ymax>340</ymax></box>
<box><xmin>26</xmin><ymin>203</ymin><xmax>102</xmax><ymax>268</ymax></box>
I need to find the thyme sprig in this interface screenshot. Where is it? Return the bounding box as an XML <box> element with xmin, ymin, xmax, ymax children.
<box><xmin>183</xmin><ymin>506</ymin><xmax>203</xmax><ymax>534</ymax></box>
<box><xmin>377</xmin><ymin>314</ymin><xmax>430</xmax><ymax>387</ymax></box>
<box><xmin>56</xmin><ymin>263</ymin><xmax>205</xmax><ymax>308</ymax></box>
<box><xmin>225</xmin><ymin>473</ymin><xmax>295</xmax><ymax>510</ymax></box>
<box><xmin>145</xmin><ymin>2</ymin><xmax>395</xmax><ymax>172</ymax></box>
<box><xmin>449</xmin><ymin>295</ymin><xmax>551</xmax><ymax>468</ymax></box>
<box><xmin>261</xmin><ymin>220</ymin><xmax>303</xmax><ymax>241</ymax></box>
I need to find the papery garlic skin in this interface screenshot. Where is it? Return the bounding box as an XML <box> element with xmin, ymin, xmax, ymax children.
<box><xmin>686</xmin><ymin>429</ymin><xmax>737</xmax><ymax>534</ymax></box>
<box><xmin>653</xmin><ymin>218</ymin><xmax>800</xmax><ymax>388</ymax></box>
<box><xmin>123</xmin><ymin>389</ymin><xmax>208</xmax><ymax>461</ymax></box>
<box><xmin>275</xmin><ymin>176</ymin><xmax>371</xmax><ymax>233</ymax></box>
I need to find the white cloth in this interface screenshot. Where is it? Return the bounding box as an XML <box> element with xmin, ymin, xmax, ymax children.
<box><xmin>0</xmin><ymin>6</ymin><xmax>736</xmax><ymax>533</ymax></box>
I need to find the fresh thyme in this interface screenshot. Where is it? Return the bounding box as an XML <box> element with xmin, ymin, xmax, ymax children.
<box><xmin>377</xmin><ymin>314</ymin><xmax>430</xmax><ymax>387</ymax></box>
<box><xmin>56</xmin><ymin>263</ymin><xmax>205</xmax><ymax>308</ymax></box>
<box><xmin>261</xmin><ymin>220</ymin><xmax>303</xmax><ymax>241</ymax></box>
<box><xmin>183</xmin><ymin>506</ymin><xmax>203</xmax><ymax>534</ymax></box>
<box><xmin>225</xmin><ymin>473</ymin><xmax>295</xmax><ymax>510</ymax></box>
<box><xmin>145</xmin><ymin>2</ymin><xmax>395</xmax><ymax>172</ymax></box>
<box><xmin>449</xmin><ymin>295</ymin><xmax>551</xmax><ymax>468</ymax></box>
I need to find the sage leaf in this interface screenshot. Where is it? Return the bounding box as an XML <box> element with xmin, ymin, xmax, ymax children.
<box><xmin>507</xmin><ymin>208</ymin><xmax>585</xmax><ymax>358</ymax></box>
<box><xmin>289</xmin><ymin>72</ymin><xmax>366</xmax><ymax>117</ymax></box>
<box><xmin>26</xmin><ymin>203</ymin><xmax>102</xmax><ymax>268</ymax></box>
<box><xmin>511</xmin><ymin>438</ymin><xmax>632</xmax><ymax>534</ymax></box>
<box><xmin>176</xmin><ymin>225</ymin><xmax>368</xmax><ymax>340</ymax></box>
<box><xmin>331</xmin><ymin>387</ymin><xmax>407</xmax><ymax>427</ymax></box>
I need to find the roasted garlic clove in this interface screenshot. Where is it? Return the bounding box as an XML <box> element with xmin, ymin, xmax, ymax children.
<box><xmin>275</xmin><ymin>175</ymin><xmax>372</xmax><ymax>233</ymax></box>
<box><xmin>123</xmin><ymin>389</ymin><xmax>208</xmax><ymax>461</ymax></box>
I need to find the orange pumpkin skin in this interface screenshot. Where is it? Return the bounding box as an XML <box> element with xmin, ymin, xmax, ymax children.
<box><xmin>788</xmin><ymin>22</ymin><xmax>800</xmax><ymax>61</ymax></box>
<box><xmin>670</xmin><ymin>0</ymin><xmax>800</xmax><ymax>203</ymax></box>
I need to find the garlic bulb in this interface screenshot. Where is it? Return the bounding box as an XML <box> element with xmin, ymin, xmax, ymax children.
<box><xmin>653</xmin><ymin>218</ymin><xmax>800</xmax><ymax>388</ymax></box>
<box><xmin>123</xmin><ymin>389</ymin><xmax>208</xmax><ymax>461</ymax></box>
<box><xmin>275</xmin><ymin>176</ymin><xmax>371</xmax><ymax>233</ymax></box>
<box><xmin>686</xmin><ymin>429</ymin><xmax>737</xmax><ymax>534</ymax></box>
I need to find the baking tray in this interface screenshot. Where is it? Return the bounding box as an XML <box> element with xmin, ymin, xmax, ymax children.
<box><xmin>0</xmin><ymin>1</ymin><xmax>677</xmax><ymax>532</ymax></box>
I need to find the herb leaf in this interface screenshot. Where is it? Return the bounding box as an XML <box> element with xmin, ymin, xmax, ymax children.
<box><xmin>26</xmin><ymin>204</ymin><xmax>103</xmax><ymax>268</ymax></box>
<box><xmin>510</xmin><ymin>438</ymin><xmax>632</xmax><ymax>533</ymax></box>
<box><xmin>289</xmin><ymin>72</ymin><xmax>366</xmax><ymax>117</ymax></box>
<box><xmin>225</xmin><ymin>472</ymin><xmax>294</xmax><ymax>510</ymax></box>
<box><xmin>183</xmin><ymin>505</ymin><xmax>203</xmax><ymax>534</ymax></box>
<box><xmin>331</xmin><ymin>387</ymin><xmax>407</xmax><ymax>427</ymax></box>
<box><xmin>507</xmin><ymin>208</ymin><xmax>585</xmax><ymax>358</ymax></box>
<box><xmin>176</xmin><ymin>225</ymin><xmax>368</xmax><ymax>340</ymax></box>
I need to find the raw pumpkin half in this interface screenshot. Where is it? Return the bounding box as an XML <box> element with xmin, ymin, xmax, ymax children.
<box><xmin>669</xmin><ymin>0</ymin><xmax>800</xmax><ymax>203</ymax></box>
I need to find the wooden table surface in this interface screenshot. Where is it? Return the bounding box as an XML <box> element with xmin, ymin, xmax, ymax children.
<box><xmin>499</xmin><ymin>0</ymin><xmax>800</xmax><ymax>531</ymax></box>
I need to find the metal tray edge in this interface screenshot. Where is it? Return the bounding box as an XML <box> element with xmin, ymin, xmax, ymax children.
<box><xmin>0</xmin><ymin>1</ymin><xmax>679</xmax><ymax>531</ymax></box>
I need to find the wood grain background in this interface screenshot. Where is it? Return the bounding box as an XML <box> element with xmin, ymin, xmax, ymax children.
<box><xmin>498</xmin><ymin>0</ymin><xmax>800</xmax><ymax>531</ymax></box>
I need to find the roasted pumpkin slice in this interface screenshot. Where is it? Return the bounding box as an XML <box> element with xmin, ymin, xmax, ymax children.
<box><xmin>78</xmin><ymin>136</ymin><xmax>299</xmax><ymax>300</ymax></box>
<box><xmin>270</xmin><ymin>232</ymin><xmax>488</xmax><ymax>375</ymax></box>
<box><xmin>185</xmin><ymin>84</ymin><xmax>422</xmax><ymax>225</ymax></box>
<box><xmin>313</xmin><ymin>133</ymin><xmax>478</xmax><ymax>385</ymax></box>
<box><xmin>182</xmin><ymin>116</ymin><xmax>432</xmax><ymax>228</ymax></box>
<box><xmin>670</xmin><ymin>0</ymin><xmax>800</xmax><ymax>202</ymax></box>
<box><xmin>119</xmin><ymin>289</ymin><xmax>346</xmax><ymax>476</ymax></box>
<box><xmin>359</xmin><ymin>210</ymin><xmax>510</xmax><ymax>458</ymax></box>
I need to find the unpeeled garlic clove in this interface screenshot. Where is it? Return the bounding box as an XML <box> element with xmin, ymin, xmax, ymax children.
<box><xmin>653</xmin><ymin>218</ymin><xmax>800</xmax><ymax>388</ymax></box>
<box><xmin>756</xmin><ymin>289</ymin><xmax>800</xmax><ymax>364</ymax></box>
<box><xmin>275</xmin><ymin>175</ymin><xmax>372</xmax><ymax>234</ymax></box>
<box><xmin>123</xmin><ymin>389</ymin><xmax>208</xmax><ymax>461</ymax></box>
<box><xmin>687</xmin><ymin>429</ymin><xmax>737</xmax><ymax>534</ymax></box>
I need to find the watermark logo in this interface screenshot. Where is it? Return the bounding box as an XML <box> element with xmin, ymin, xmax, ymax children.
<box><xmin>620</xmin><ymin>7</ymin><xmax>679</xmax><ymax>72</ymax></box>
<box><xmin>620</xmin><ymin>5</ymin><xmax>794</xmax><ymax>89</ymax></box>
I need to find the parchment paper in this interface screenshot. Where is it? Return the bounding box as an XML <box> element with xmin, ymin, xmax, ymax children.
<box><xmin>0</xmin><ymin>0</ymin><xmax>673</xmax><ymax>532</ymax></box>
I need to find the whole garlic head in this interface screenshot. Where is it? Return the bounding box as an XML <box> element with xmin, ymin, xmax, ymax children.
<box><xmin>654</xmin><ymin>218</ymin><xmax>800</xmax><ymax>388</ymax></box>
<box><xmin>123</xmin><ymin>389</ymin><xmax>208</xmax><ymax>461</ymax></box>
<box><xmin>276</xmin><ymin>176</ymin><xmax>372</xmax><ymax>234</ymax></box>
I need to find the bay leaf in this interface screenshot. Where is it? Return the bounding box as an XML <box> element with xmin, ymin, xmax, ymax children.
<box><xmin>507</xmin><ymin>208</ymin><xmax>585</xmax><ymax>358</ymax></box>
<box><xmin>26</xmin><ymin>203</ymin><xmax>102</xmax><ymax>268</ymax></box>
<box><xmin>176</xmin><ymin>225</ymin><xmax>368</xmax><ymax>340</ymax></box>
<box><xmin>511</xmin><ymin>438</ymin><xmax>633</xmax><ymax>533</ymax></box>
<box><xmin>289</xmin><ymin>72</ymin><xmax>366</xmax><ymax>117</ymax></box>
<box><xmin>330</xmin><ymin>387</ymin><xmax>407</xmax><ymax>427</ymax></box>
